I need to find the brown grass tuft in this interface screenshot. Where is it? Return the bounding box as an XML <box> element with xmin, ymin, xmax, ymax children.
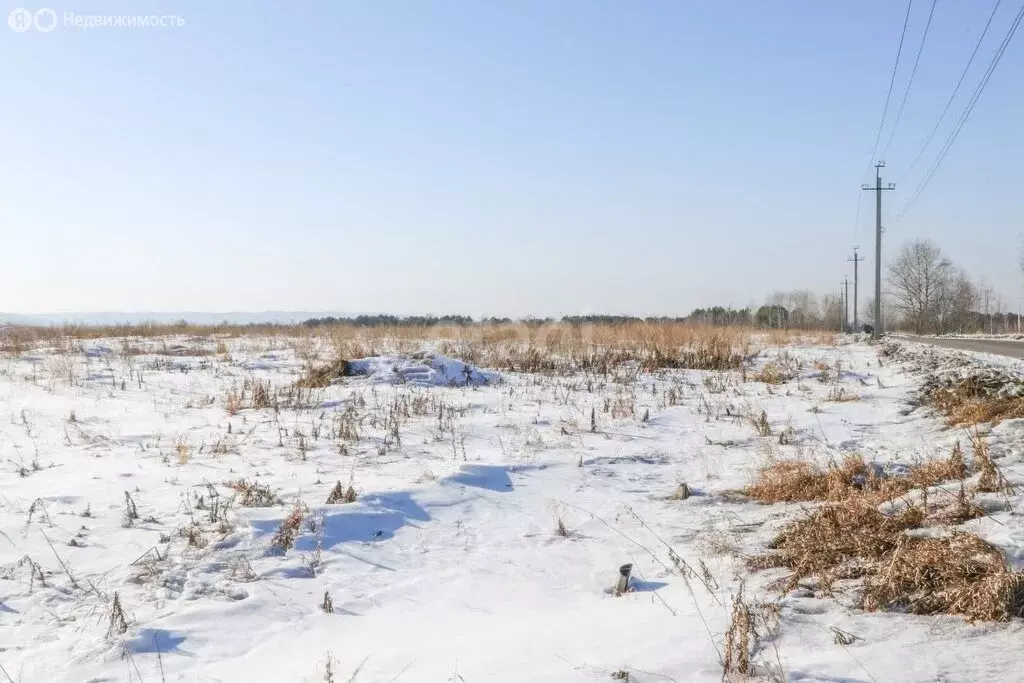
<box><xmin>747</xmin><ymin>443</ymin><xmax>1024</xmax><ymax>622</ymax></box>
<box><xmin>270</xmin><ymin>500</ymin><xmax>309</xmax><ymax>553</ymax></box>
<box><xmin>326</xmin><ymin>481</ymin><xmax>357</xmax><ymax>505</ymax></box>
<box><xmin>751</xmin><ymin>363</ymin><xmax>790</xmax><ymax>385</ymax></box>
<box><xmin>228</xmin><ymin>478</ymin><xmax>280</xmax><ymax>507</ymax></box>
<box><xmin>297</xmin><ymin>358</ymin><xmax>351</xmax><ymax>389</ymax></box>
<box><xmin>746</xmin><ymin>446</ymin><xmax>972</xmax><ymax>507</ymax></box>
<box><xmin>862</xmin><ymin>532</ymin><xmax>1024</xmax><ymax>621</ymax></box>
<box><xmin>921</xmin><ymin>373</ymin><xmax>1024</xmax><ymax>427</ymax></box>
<box><xmin>749</xmin><ymin>410</ymin><xmax>772</xmax><ymax>437</ymax></box>
<box><xmin>825</xmin><ymin>386</ymin><xmax>860</xmax><ymax>403</ymax></box>
<box><xmin>750</xmin><ymin>500</ymin><xmax>925</xmax><ymax>590</ymax></box>
<box><xmin>723</xmin><ymin>586</ymin><xmax>753</xmax><ymax>677</ymax></box>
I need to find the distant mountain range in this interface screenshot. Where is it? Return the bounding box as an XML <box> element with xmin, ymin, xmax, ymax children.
<box><xmin>0</xmin><ymin>312</ymin><xmax>359</xmax><ymax>326</ymax></box>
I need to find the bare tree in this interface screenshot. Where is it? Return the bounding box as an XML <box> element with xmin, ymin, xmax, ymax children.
<box><xmin>940</xmin><ymin>269</ymin><xmax>978</xmax><ymax>333</ymax></box>
<box><xmin>887</xmin><ymin>239</ymin><xmax>955</xmax><ymax>334</ymax></box>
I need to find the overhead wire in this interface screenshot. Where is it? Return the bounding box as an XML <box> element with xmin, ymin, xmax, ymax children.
<box><xmin>896</xmin><ymin>0</ymin><xmax>1024</xmax><ymax>220</ymax></box>
<box><xmin>853</xmin><ymin>0</ymin><xmax>915</xmax><ymax>245</ymax></box>
<box><xmin>881</xmin><ymin>0</ymin><xmax>939</xmax><ymax>158</ymax></box>
<box><xmin>898</xmin><ymin>0</ymin><xmax>1003</xmax><ymax>184</ymax></box>
<box><xmin>867</xmin><ymin>0</ymin><xmax>915</xmax><ymax>166</ymax></box>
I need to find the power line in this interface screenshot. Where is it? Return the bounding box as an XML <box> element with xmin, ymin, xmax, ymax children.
<box><xmin>881</xmin><ymin>0</ymin><xmax>939</xmax><ymax>158</ymax></box>
<box><xmin>868</xmin><ymin>0</ymin><xmax>915</xmax><ymax>166</ymax></box>
<box><xmin>897</xmin><ymin>1</ymin><xmax>1024</xmax><ymax>220</ymax></box>
<box><xmin>852</xmin><ymin>0</ymin><xmax>914</xmax><ymax>248</ymax></box>
<box><xmin>899</xmin><ymin>0</ymin><xmax>1003</xmax><ymax>183</ymax></box>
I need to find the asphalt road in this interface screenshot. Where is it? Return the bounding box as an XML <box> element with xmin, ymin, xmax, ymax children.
<box><xmin>895</xmin><ymin>335</ymin><xmax>1024</xmax><ymax>359</ymax></box>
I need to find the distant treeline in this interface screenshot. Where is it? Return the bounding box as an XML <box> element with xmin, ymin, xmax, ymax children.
<box><xmin>303</xmin><ymin>314</ymin><xmax>718</xmax><ymax>327</ymax></box>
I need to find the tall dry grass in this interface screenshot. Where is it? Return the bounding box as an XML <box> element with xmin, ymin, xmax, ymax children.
<box><xmin>746</xmin><ymin>446</ymin><xmax>1023</xmax><ymax>621</ymax></box>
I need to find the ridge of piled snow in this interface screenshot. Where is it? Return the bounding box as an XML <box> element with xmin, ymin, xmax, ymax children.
<box><xmin>344</xmin><ymin>351</ymin><xmax>500</xmax><ymax>387</ymax></box>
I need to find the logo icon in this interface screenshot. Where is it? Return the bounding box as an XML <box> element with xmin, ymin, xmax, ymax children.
<box><xmin>8</xmin><ymin>7</ymin><xmax>32</xmax><ymax>31</ymax></box>
<box><xmin>8</xmin><ymin>8</ymin><xmax>58</xmax><ymax>32</ymax></box>
<box><xmin>34</xmin><ymin>8</ymin><xmax>56</xmax><ymax>32</ymax></box>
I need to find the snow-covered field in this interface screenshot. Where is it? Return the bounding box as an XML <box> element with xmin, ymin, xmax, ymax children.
<box><xmin>3</xmin><ymin>335</ymin><xmax>1024</xmax><ymax>682</ymax></box>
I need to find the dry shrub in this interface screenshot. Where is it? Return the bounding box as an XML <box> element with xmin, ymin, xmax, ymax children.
<box><xmin>862</xmin><ymin>532</ymin><xmax>1024</xmax><ymax>621</ymax></box>
<box><xmin>179</xmin><ymin>523</ymin><xmax>207</xmax><ymax>549</ymax></box>
<box><xmin>107</xmin><ymin>593</ymin><xmax>128</xmax><ymax>637</ymax></box>
<box><xmin>225</xmin><ymin>389</ymin><xmax>242</xmax><ymax>416</ymax></box>
<box><xmin>723</xmin><ymin>587</ymin><xmax>752</xmax><ymax>677</ymax></box>
<box><xmin>746</xmin><ymin>448</ymin><xmax>971</xmax><ymax>506</ymax></box>
<box><xmin>751</xmin><ymin>363</ymin><xmax>793</xmax><ymax>385</ymax></box>
<box><xmin>270</xmin><ymin>500</ymin><xmax>308</xmax><ymax>552</ymax></box>
<box><xmin>223</xmin><ymin>378</ymin><xmax>275</xmax><ymax>413</ymax></box>
<box><xmin>250</xmin><ymin>379</ymin><xmax>273</xmax><ymax>410</ymax></box>
<box><xmin>745</xmin><ymin>456</ymin><xmax>873</xmax><ymax>504</ymax></box>
<box><xmin>746</xmin><ymin>459</ymin><xmax>846</xmax><ymax>503</ymax></box>
<box><xmin>970</xmin><ymin>430</ymin><xmax>1015</xmax><ymax>495</ymax></box>
<box><xmin>228</xmin><ymin>478</ymin><xmax>280</xmax><ymax>507</ymax></box>
<box><xmin>722</xmin><ymin>583</ymin><xmax>780</xmax><ymax>680</ymax></box>
<box><xmin>908</xmin><ymin>441</ymin><xmax>967</xmax><ymax>488</ymax></box>
<box><xmin>749</xmin><ymin>410</ymin><xmax>772</xmax><ymax>437</ymax></box>
<box><xmin>926</xmin><ymin>483</ymin><xmax>985</xmax><ymax>526</ymax></box>
<box><xmin>750</xmin><ymin>500</ymin><xmax>925</xmax><ymax>590</ymax></box>
<box><xmin>297</xmin><ymin>358</ymin><xmax>351</xmax><ymax>388</ymax></box>
<box><xmin>671</xmin><ymin>482</ymin><xmax>692</xmax><ymax>500</ymax></box>
<box><xmin>921</xmin><ymin>372</ymin><xmax>1024</xmax><ymax>427</ymax></box>
<box><xmin>325</xmin><ymin>481</ymin><xmax>356</xmax><ymax>504</ymax></box>
<box><xmin>175</xmin><ymin>435</ymin><xmax>192</xmax><ymax>465</ymax></box>
<box><xmin>825</xmin><ymin>386</ymin><xmax>860</xmax><ymax>403</ymax></box>
<box><xmin>748</xmin><ymin>445</ymin><xmax>1024</xmax><ymax>622</ymax></box>
<box><xmin>813</xmin><ymin>360</ymin><xmax>832</xmax><ymax>383</ymax></box>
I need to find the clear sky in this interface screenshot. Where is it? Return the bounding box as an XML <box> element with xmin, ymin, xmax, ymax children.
<box><xmin>2</xmin><ymin>0</ymin><xmax>1022</xmax><ymax>317</ymax></box>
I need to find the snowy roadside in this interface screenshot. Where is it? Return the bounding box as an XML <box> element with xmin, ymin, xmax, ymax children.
<box><xmin>1</xmin><ymin>336</ymin><xmax>1023</xmax><ymax>682</ymax></box>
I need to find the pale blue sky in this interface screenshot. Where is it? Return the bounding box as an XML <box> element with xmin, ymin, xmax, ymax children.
<box><xmin>1</xmin><ymin>0</ymin><xmax>1021</xmax><ymax>317</ymax></box>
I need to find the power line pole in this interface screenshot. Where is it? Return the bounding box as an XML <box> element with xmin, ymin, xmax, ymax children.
<box><xmin>848</xmin><ymin>247</ymin><xmax>865</xmax><ymax>331</ymax></box>
<box><xmin>862</xmin><ymin>162</ymin><xmax>895</xmax><ymax>338</ymax></box>
<box><xmin>838</xmin><ymin>288</ymin><xmax>844</xmax><ymax>332</ymax></box>
<box><xmin>844</xmin><ymin>277</ymin><xmax>850</xmax><ymax>332</ymax></box>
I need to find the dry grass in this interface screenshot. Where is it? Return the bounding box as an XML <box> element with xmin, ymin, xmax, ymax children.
<box><xmin>297</xmin><ymin>358</ymin><xmax>351</xmax><ymax>388</ymax></box>
<box><xmin>751</xmin><ymin>363</ymin><xmax>795</xmax><ymax>385</ymax></box>
<box><xmin>862</xmin><ymin>532</ymin><xmax>1024</xmax><ymax>621</ymax></box>
<box><xmin>723</xmin><ymin>587</ymin><xmax>753</xmax><ymax>677</ymax></box>
<box><xmin>921</xmin><ymin>372</ymin><xmax>1024</xmax><ymax>427</ymax></box>
<box><xmin>227</xmin><ymin>478</ymin><xmax>280</xmax><ymax>507</ymax></box>
<box><xmin>747</xmin><ymin>444</ymin><xmax>1024</xmax><ymax>622</ymax></box>
<box><xmin>325</xmin><ymin>480</ymin><xmax>357</xmax><ymax>504</ymax></box>
<box><xmin>223</xmin><ymin>378</ymin><xmax>275</xmax><ymax>414</ymax></box>
<box><xmin>175</xmin><ymin>435</ymin><xmax>192</xmax><ymax>465</ymax></box>
<box><xmin>750</xmin><ymin>499</ymin><xmax>925</xmax><ymax>590</ymax></box>
<box><xmin>722</xmin><ymin>583</ymin><xmax>781</xmax><ymax>681</ymax></box>
<box><xmin>745</xmin><ymin>448</ymin><xmax>969</xmax><ymax>506</ymax></box>
<box><xmin>749</xmin><ymin>410</ymin><xmax>772</xmax><ymax>437</ymax></box>
<box><xmin>970</xmin><ymin>430</ymin><xmax>1015</xmax><ymax>495</ymax></box>
<box><xmin>2</xmin><ymin>321</ymin><xmax>837</xmax><ymax>385</ymax></box>
<box><xmin>270</xmin><ymin>500</ymin><xmax>308</xmax><ymax>553</ymax></box>
<box><xmin>824</xmin><ymin>386</ymin><xmax>860</xmax><ymax>403</ymax></box>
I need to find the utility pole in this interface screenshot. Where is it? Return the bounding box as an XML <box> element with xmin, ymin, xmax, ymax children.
<box><xmin>838</xmin><ymin>288</ymin><xmax>844</xmax><ymax>332</ymax></box>
<box><xmin>848</xmin><ymin>247</ymin><xmax>865</xmax><ymax>331</ymax></box>
<box><xmin>862</xmin><ymin>162</ymin><xmax>895</xmax><ymax>338</ymax></box>
<box><xmin>844</xmin><ymin>277</ymin><xmax>850</xmax><ymax>333</ymax></box>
